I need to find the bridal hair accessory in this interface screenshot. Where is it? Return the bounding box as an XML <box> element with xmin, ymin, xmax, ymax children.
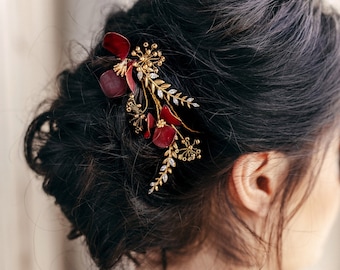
<box><xmin>99</xmin><ymin>32</ymin><xmax>201</xmax><ymax>194</ymax></box>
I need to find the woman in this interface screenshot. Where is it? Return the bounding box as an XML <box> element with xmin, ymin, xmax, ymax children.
<box><xmin>24</xmin><ymin>0</ymin><xmax>340</xmax><ymax>269</ymax></box>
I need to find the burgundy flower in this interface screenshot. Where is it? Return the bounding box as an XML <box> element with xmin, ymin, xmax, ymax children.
<box><xmin>102</xmin><ymin>32</ymin><xmax>130</xmax><ymax>59</ymax></box>
<box><xmin>99</xmin><ymin>70</ymin><xmax>127</xmax><ymax>98</ymax></box>
<box><xmin>152</xmin><ymin>105</ymin><xmax>182</xmax><ymax>148</ymax></box>
<box><xmin>99</xmin><ymin>32</ymin><xmax>136</xmax><ymax>97</ymax></box>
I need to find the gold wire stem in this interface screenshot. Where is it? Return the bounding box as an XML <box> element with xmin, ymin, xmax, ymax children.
<box><xmin>140</xmin><ymin>85</ymin><xmax>150</xmax><ymax>114</ymax></box>
<box><xmin>142</xmin><ymin>79</ymin><xmax>162</xmax><ymax>120</ymax></box>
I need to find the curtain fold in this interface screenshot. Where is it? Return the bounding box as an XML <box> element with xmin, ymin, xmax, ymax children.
<box><xmin>0</xmin><ymin>0</ymin><xmax>69</xmax><ymax>269</ymax></box>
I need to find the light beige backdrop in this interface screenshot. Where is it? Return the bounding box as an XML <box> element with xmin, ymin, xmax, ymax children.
<box><xmin>0</xmin><ymin>0</ymin><xmax>339</xmax><ymax>270</ymax></box>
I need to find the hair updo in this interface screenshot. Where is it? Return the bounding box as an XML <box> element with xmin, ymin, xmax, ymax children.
<box><xmin>24</xmin><ymin>0</ymin><xmax>340</xmax><ymax>269</ymax></box>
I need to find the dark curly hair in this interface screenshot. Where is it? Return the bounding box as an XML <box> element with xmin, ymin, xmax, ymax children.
<box><xmin>24</xmin><ymin>0</ymin><xmax>340</xmax><ymax>269</ymax></box>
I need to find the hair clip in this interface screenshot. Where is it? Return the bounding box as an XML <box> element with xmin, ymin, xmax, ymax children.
<box><xmin>99</xmin><ymin>32</ymin><xmax>201</xmax><ymax>194</ymax></box>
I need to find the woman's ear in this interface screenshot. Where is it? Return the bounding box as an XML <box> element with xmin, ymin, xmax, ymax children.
<box><xmin>230</xmin><ymin>152</ymin><xmax>289</xmax><ymax>217</ymax></box>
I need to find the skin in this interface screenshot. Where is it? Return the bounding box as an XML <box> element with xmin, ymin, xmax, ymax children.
<box><xmin>282</xmin><ymin>132</ymin><xmax>340</xmax><ymax>270</ymax></box>
<box><xmin>139</xmin><ymin>130</ymin><xmax>340</xmax><ymax>270</ymax></box>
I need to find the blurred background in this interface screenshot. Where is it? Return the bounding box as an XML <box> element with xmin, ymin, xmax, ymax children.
<box><xmin>0</xmin><ymin>0</ymin><xmax>339</xmax><ymax>269</ymax></box>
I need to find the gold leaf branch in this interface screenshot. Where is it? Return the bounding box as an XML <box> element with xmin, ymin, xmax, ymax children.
<box><xmin>148</xmin><ymin>143</ymin><xmax>177</xmax><ymax>194</ymax></box>
<box><xmin>125</xmin><ymin>40</ymin><xmax>201</xmax><ymax>194</ymax></box>
<box><xmin>148</xmin><ymin>130</ymin><xmax>201</xmax><ymax>193</ymax></box>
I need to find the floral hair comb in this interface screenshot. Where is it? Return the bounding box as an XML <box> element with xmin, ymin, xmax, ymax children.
<box><xmin>99</xmin><ymin>32</ymin><xmax>201</xmax><ymax>194</ymax></box>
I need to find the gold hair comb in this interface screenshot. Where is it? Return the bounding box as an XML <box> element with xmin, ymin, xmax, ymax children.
<box><xmin>99</xmin><ymin>32</ymin><xmax>201</xmax><ymax>194</ymax></box>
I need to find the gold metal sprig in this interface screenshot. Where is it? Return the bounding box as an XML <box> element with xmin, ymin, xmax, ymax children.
<box><xmin>113</xmin><ymin>59</ymin><xmax>129</xmax><ymax>77</ymax></box>
<box><xmin>149</xmin><ymin>79</ymin><xmax>200</xmax><ymax>109</ymax></box>
<box><xmin>132</xmin><ymin>42</ymin><xmax>199</xmax><ymax>110</ymax></box>
<box><xmin>102</xmin><ymin>32</ymin><xmax>201</xmax><ymax>194</ymax></box>
<box><xmin>129</xmin><ymin>42</ymin><xmax>201</xmax><ymax>194</ymax></box>
<box><xmin>126</xmin><ymin>94</ymin><xmax>146</xmax><ymax>134</ymax></box>
<box><xmin>148</xmin><ymin>141</ymin><xmax>177</xmax><ymax>194</ymax></box>
<box><xmin>176</xmin><ymin>138</ymin><xmax>201</xmax><ymax>161</ymax></box>
<box><xmin>148</xmin><ymin>132</ymin><xmax>201</xmax><ymax>194</ymax></box>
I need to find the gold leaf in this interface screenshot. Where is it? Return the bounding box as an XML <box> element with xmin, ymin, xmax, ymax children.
<box><xmin>154</xmin><ymin>79</ymin><xmax>165</xmax><ymax>85</ymax></box>
<box><xmin>161</xmin><ymin>83</ymin><xmax>171</xmax><ymax>89</ymax></box>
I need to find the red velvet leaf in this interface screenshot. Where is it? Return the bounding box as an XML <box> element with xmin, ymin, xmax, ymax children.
<box><xmin>102</xmin><ymin>32</ymin><xmax>130</xmax><ymax>60</ymax></box>
<box><xmin>126</xmin><ymin>64</ymin><xmax>136</xmax><ymax>93</ymax></box>
<box><xmin>99</xmin><ymin>70</ymin><xmax>127</xmax><ymax>98</ymax></box>
<box><xmin>160</xmin><ymin>105</ymin><xmax>182</xmax><ymax>126</ymax></box>
<box><xmin>152</xmin><ymin>126</ymin><xmax>176</xmax><ymax>148</ymax></box>
<box><xmin>144</xmin><ymin>113</ymin><xmax>156</xmax><ymax>139</ymax></box>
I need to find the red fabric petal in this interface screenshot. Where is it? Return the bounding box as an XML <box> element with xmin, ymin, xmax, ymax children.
<box><xmin>144</xmin><ymin>113</ymin><xmax>156</xmax><ymax>139</ymax></box>
<box><xmin>126</xmin><ymin>64</ymin><xmax>136</xmax><ymax>93</ymax></box>
<box><xmin>152</xmin><ymin>126</ymin><xmax>176</xmax><ymax>148</ymax></box>
<box><xmin>99</xmin><ymin>70</ymin><xmax>127</xmax><ymax>98</ymax></box>
<box><xmin>102</xmin><ymin>32</ymin><xmax>130</xmax><ymax>60</ymax></box>
<box><xmin>160</xmin><ymin>105</ymin><xmax>182</xmax><ymax>126</ymax></box>
<box><xmin>147</xmin><ymin>113</ymin><xmax>156</xmax><ymax>129</ymax></box>
<box><xmin>144</xmin><ymin>130</ymin><xmax>151</xmax><ymax>140</ymax></box>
